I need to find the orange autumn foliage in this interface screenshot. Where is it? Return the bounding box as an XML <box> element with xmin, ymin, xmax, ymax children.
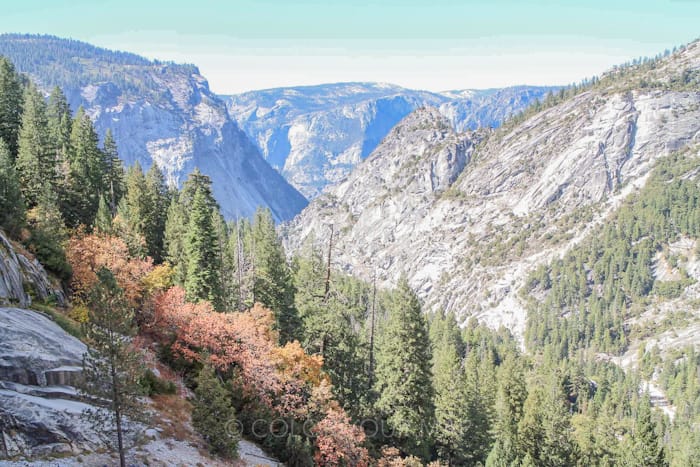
<box><xmin>151</xmin><ymin>286</ymin><xmax>370</xmax><ymax>464</ymax></box>
<box><xmin>67</xmin><ymin>230</ymin><xmax>153</xmax><ymax>306</ymax></box>
<box><xmin>273</xmin><ymin>340</ymin><xmax>327</xmax><ymax>387</ymax></box>
<box><xmin>151</xmin><ymin>287</ymin><xmax>282</xmax><ymax>406</ymax></box>
<box><xmin>313</xmin><ymin>405</ymin><xmax>370</xmax><ymax>467</ymax></box>
<box><xmin>308</xmin><ymin>381</ymin><xmax>370</xmax><ymax>466</ymax></box>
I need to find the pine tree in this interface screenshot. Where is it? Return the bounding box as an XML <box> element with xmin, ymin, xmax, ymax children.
<box><xmin>94</xmin><ymin>195</ymin><xmax>113</xmax><ymax>234</ymax></box>
<box><xmin>294</xmin><ymin>244</ymin><xmax>371</xmax><ymax>416</ymax></box>
<box><xmin>164</xmin><ymin>194</ymin><xmax>188</xmax><ymax>285</ymax></box>
<box><xmin>374</xmin><ymin>276</ymin><xmax>434</xmax><ymax>460</ymax></box>
<box><xmin>144</xmin><ymin>163</ymin><xmax>169</xmax><ymax>262</ymax></box>
<box><xmin>25</xmin><ymin>185</ymin><xmax>70</xmax><ymax>279</ymax></box>
<box><xmin>114</xmin><ymin>162</ymin><xmax>149</xmax><ymax>256</ymax></box>
<box><xmin>0</xmin><ymin>56</ymin><xmax>23</xmax><ymax>158</ymax></box>
<box><xmin>15</xmin><ymin>83</ymin><xmax>54</xmax><ymax>207</ymax></box>
<box><xmin>80</xmin><ymin>268</ymin><xmax>147</xmax><ymax>467</ymax></box>
<box><xmin>102</xmin><ymin>129</ymin><xmax>125</xmax><ymax>215</ymax></box>
<box><xmin>432</xmin><ymin>322</ymin><xmax>471</xmax><ymax>464</ymax></box>
<box><xmin>0</xmin><ymin>138</ymin><xmax>25</xmax><ymax>235</ymax></box>
<box><xmin>517</xmin><ymin>380</ymin><xmax>578</xmax><ymax>467</ymax></box>
<box><xmin>486</xmin><ymin>356</ymin><xmax>527</xmax><ymax>467</ymax></box>
<box><xmin>165</xmin><ymin>168</ymin><xmax>221</xmax><ymax>288</ymax></box>
<box><xmin>184</xmin><ymin>188</ymin><xmax>222</xmax><ymax>307</ymax></box>
<box><xmin>223</xmin><ymin>218</ymin><xmax>256</xmax><ymax>310</ymax></box>
<box><xmin>626</xmin><ymin>393</ymin><xmax>666</xmax><ymax>466</ymax></box>
<box><xmin>180</xmin><ymin>167</ymin><xmax>218</xmax><ymax>212</ymax></box>
<box><xmin>464</xmin><ymin>348</ymin><xmax>496</xmax><ymax>463</ymax></box>
<box><xmin>294</xmin><ymin>237</ymin><xmax>328</xmax><ymax>349</ymax></box>
<box><xmin>210</xmin><ymin>209</ymin><xmax>228</xmax><ymax>306</ymax></box>
<box><xmin>192</xmin><ymin>364</ymin><xmax>240</xmax><ymax>458</ymax></box>
<box><xmin>64</xmin><ymin>107</ymin><xmax>105</xmax><ymax>227</ymax></box>
<box><xmin>46</xmin><ymin>86</ymin><xmax>72</xmax><ymax>198</ymax></box>
<box><xmin>252</xmin><ymin>207</ymin><xmax>300</xmax><ymax>343</ymax></box>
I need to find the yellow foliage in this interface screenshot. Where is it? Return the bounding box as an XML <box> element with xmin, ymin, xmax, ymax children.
<box><xmin>69</xmin><ymin>303</ymin><xmax>89</xmax><ymax>323</ymax></box>
<box><xmin>272</xmin><ymin>340</ymin><xmax>327</xmax><ymax>387</ymax></box>
<box><xmin>142</xmin><ymin>263</ymin><xmax>175</xmax><ymax>294</ymax></box>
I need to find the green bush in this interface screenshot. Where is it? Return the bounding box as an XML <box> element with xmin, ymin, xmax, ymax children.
<box><xmin>139</xmin><ymin>369</ymin><xmax>177</xmax><ymax>396</ymax></box>
<box><xmin>192</xmin><ymin>364</ymin><xmax>239</xmax><ymax>458</ymax></box>
<box><xmin>33</xmin><ymin>304</ymin><xmax>84</xmax><ymax>340</ymax></box>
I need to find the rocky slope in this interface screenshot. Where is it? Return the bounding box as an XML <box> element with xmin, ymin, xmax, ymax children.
<box><xmin>0</xmin><ymin>231</ymin><xmax>64</xmax><ymax>308</ymax></box>
<box><xmin>225</xmin><ymin>83</ymin><xmax>556</xmax><ymax>198</ymax></box>
<box><xmin>284</xmin><ymin>41</ymin><xmax>700</xmax><ymax>339</ymax></box>
<box><xmin>0</xmin><ymin>246</ymin><xmax>279</xmax><ymax>467</ymax></box>
<box><xmin>0</xmin><ymin>34</ymin><xmax>307</xmax><ymax>221</ymax></box>
<box><xmin>0</xmin><ymin>307</ymin><xmax>98</xmax><ymax>459</ymax></box>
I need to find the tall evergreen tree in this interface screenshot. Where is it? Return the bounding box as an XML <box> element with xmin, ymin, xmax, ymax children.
<box><xmin>252</xmin><ymin>207</ymin><xmax>300</xmax><ymax>343</ymax></box>
<box><xmin>374</xmin><ymin>276</ymin><xmax>434</xmax><ymax>460</ymax></box>
<box><xmin>80</xmin><ymin>268</ymin><xmax>147</xmax><ymax>467</ymax></box>
<box><xmin>64</xmin><ymin>107</ymin><xmax>105</xmax><ymax>227</ymax></box>
<box><xmin>180</xmin><ymin>167</ymin><xmax>218</xmax><ymax>211</ymax></box>
<box><xmin>164</xmin><ymin>193</ymin><xmax>189</xmax><ymax>285</ymax></box>
<box><xmin>625</xmin><ymin>393</ymin><xmax>666</xmax><ymax>466</ymax></box>
<box><xmin>144</xmin><ymin>163</ymin><xmax>169</xmax><ymax>262</ymax></box>
<box><xmin>294</xmin><ymin>243</ymin><xmax>371</xmax><ymax>415</ymax></box>
<box><xmin>114</xmin><ymin>162</ymin><xmax>150</xmax><ymax>256</ymax></box>
<box><xmin>486</xmin><ymin>356</ymin><xmax>527</xmax><ymax>467</ymax></box>
<box><xmin>294</xmin><ymin>237</ymin><xmax>328</xmax><ymax>348</ymax></box>
<box><xmin>431</xmin><ymin>319</ymin><xmax>472</xmax><ymax>464</ymax></box>
<box><xmin>0</xmin><ymin>56</ymin><xmax>23</xmax><ymax>158</ymax></box>
<box><xmin>184</xmin><ymin>187</ymin><xmax>222</xmax><ymax>308</ymax></box>
<box><xmin>463</xmin><ymin>347</ymin><xmax>496</xmax><ymax>463</ymax></box>
<box><xmin>46</xmin><ymin>86</ymin><xmax>72</xmax><ymax>194</ymax></box>
<box><xmin>221</xmin><ymin>218</ymin><xmax>256</xmax><ymax>311</ymax></box>
<box><xmin>517</xmin><ymin>378</ymin><xmax>578</xmax><ymax>467</ymax></box>
<box><xmin>25</xmin><ymin>185</ymin><xmax>70</xmax><ymax>279</ymax></box>
<box><xmin>15</xmin><ymin>83</ymin><xmax>53</xmax><ymax>207</ymax></box>
<box><xmin>192</xmin><ymin>364</ymin><xmax>240</xmax><ymax>458</ymax></box>
<box><xmin>0</xmin><ymin>138</ymin><xmax>25</xmax><ymax>235</ymax></box>
<box><xmin>102</xmin><ymin>129</ymin><xmax>125</xmax><ymax>215</ymax></box>
<box><xmin>94</xmin><ymin>195</ymin><xmax>113</xmax><ymax>234</ymax></box>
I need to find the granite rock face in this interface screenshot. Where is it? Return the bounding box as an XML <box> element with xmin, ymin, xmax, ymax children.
<box><xmin>284</xmin><ymin>42</ymin><xmax>700</xmax><ymax>337</ymax></box>
<box><xmin>0</xmin><ymin>307</ymin><xmax>109</xmax><ymax>459</ymax></box>
<box><xmin>225</xmin><ymin>83</ymin><xmax>557</xmax><ymax>198</ymax></box>
<box><xmin>0</xmin><ymin>231</ymin><xmax>65</xmax><ymax>308</ymax></box>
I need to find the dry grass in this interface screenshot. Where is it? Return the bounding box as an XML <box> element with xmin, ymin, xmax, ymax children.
<box><xmin>151</xmin><ymin>394</ymin><xmax>195</xmax><ymax>443</ymax></box>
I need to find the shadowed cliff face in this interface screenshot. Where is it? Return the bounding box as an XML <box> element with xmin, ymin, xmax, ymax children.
<box><xmin>0</xmin><ymin>34</ymin><xmax>307</xmax><ymax>222</ymax></box>
<box><xmin>224</xmin><ymin>83</ymin><xmax>557</xmax><ymax>198</ymax></box>
<box><xmin>284</xmin><ymin>42</ymin><xmax>700</xmax><ymax>338</ymax></box>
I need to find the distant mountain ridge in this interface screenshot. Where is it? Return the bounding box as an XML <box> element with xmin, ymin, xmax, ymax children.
<box><xmin>223</xmin><ymin>82</ymin><xmax>558</xmax><ymax>198</ymax></box>
<box><xmin>0</xmin><ymin>34</ymin><xmax>308</xmax><ymax>222</ymax></box>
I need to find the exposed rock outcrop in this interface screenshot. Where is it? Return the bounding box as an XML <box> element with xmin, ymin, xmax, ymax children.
<box><xmin>0</xmin><ymin>231</ymin><xmax>65</xmax><ymax>308</ymax></box>
<box><xmin>0</xmin><ymin>307</ymin><xmax>105</xmax><ymax>458</ymax></box>
<box><xmin>225</xmin><ymin>83</ymin><xmax>556</xmax><ymax>198</ymax></box>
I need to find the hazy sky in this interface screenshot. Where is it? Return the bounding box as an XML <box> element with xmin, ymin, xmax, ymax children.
<box><xmin>2</xmin><ymin>0</ymin><xmax>699</xmax><ymax>94</ymax></box>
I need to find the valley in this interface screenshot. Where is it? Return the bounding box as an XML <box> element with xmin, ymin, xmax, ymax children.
<box><xmin>0</xmin><ymin>25</ymin><xmax>699</xmax><ymax>467</ymax></box>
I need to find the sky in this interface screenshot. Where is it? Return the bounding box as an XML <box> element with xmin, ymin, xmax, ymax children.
<box><xmin>1</xmin><ymin>0</ymin><xmax>699</xmax><ymax>94</ymax></box>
